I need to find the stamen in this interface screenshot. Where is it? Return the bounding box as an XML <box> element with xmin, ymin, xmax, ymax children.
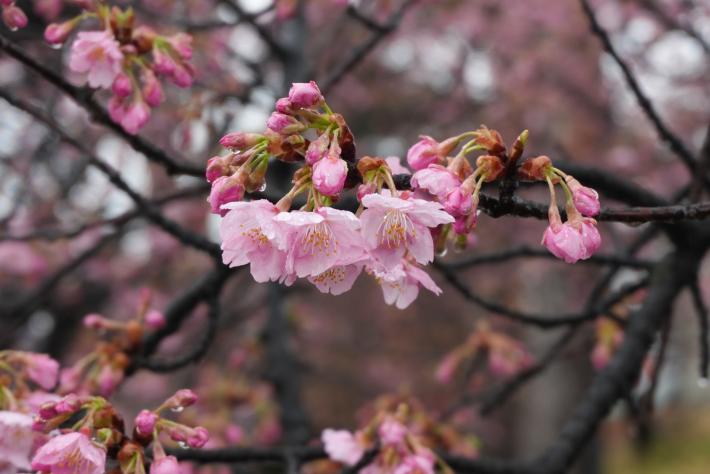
<box><xmin>377</xmin><ymin>210</ymin><xmax>416</xmax><ymax>248</ymax></box>
<box><xmin>300</xmin><ymin>222</ymin><xmax>337</xmax><ymax>256</ymax></box>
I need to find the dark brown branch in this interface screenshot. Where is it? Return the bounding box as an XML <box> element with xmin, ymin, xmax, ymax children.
<box><xmin>690</xmin><ymin>281</ymin><xmax>709</xmax><ymax>380</ymax></box>
<box><xmin>578</xmin><ymin>0</ymin><xmax>697</xmax><ymax>171</ymax></box>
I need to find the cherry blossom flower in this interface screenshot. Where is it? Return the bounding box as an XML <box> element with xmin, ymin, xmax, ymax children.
<box><xmin>135</xmin><ymin>409</ymin><xmax>158</xmax><ymax>435</ymax></box>
<box><xmin>69</xmin><ymin>30</ymin><xmax>124</xmax><ymax>89</ymax></box>
<box><xmin>308</xmin><ymin>263</ymin><xmax>364</xmax><ymax>295</ymax></box>
<box><xmin>322</xmin><ymin>429</ymin><xmax>364</xmax><ymax>466</ymax></box>
<box><xmin>151</xmin><ymin>455</ymin><xmax>181</xmax><ymax>474</ymax></box>
<box><xmin>393</xmin><ymin>453</ymin><xmax>436</xmax><ymax>474</ymax></box>
<box><xmin>312</xmin><ymin>155</ymin><xmax>348</xmax><ymax>196</ymax></box>
<box><xmin>385</xmin><ymin>156</ymin><xmax>411</xmax><ymax>176</ymax></box>
<box><xmin>31</xmin><ymin>432</ymin><xmax>106</xmax><ymax>474</ymax></box>
<box><xmin>2</xmin><ymin>4</ymin><xmax>27</xmax><ymax>30</ymax></box>
<box><xmin>360</xmin><ymin>193</ymin><xmax>454</xmax><ymax>266</ymax></box>
<box><xmin>406</xmin><ymin>136</ymin><xmax>442</xmax><ymax>170</ymax></box>
<box><xmin>370</xmin><ymin>259</ymin><xmax>442</xmax><ymax>309</ymax></box>
<box><xmin>541</xmin><ymin>222</ymin><xmax>586</xmax><ymax>264</ymax></box>
<box><xmin>379</xmin><ymin>417</ymin><xmax>408</xmax><ymax>446</ymax></box>
<box><xmin>219</xmin><ymin>200</ymin><xmax>287</xmax><ymax>283</ymax></box>
<box><xmin>208</xmin><ymin>174</ymin><xmax>246</xmax><ymax>216</ymax></box>
<box><xmin>24</xmin><ymin>353</ymin><xmax>59</xmax><ymax>390</ymax></box>
<box><xmin>565</xmin><ymin>175</ymin><xmax>600</xmax><ymax>217</ymax></box>
<box><xmin>411</xmin><ymin>164</ymin><xmax>461</xmax><ymax>199</ymax></box>
<box><xmin>274</xmin><ymin>208</ymin><xmax>366</xmax><ymax>278</ymax></box>
<box><xmin>0</xmin><ymin>411</ymin><xmax>35</xmax><ymax>472</ymax></box>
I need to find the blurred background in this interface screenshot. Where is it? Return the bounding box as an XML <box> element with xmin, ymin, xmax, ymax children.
<box><xmin>1</xmin><ymin>0</ymin><xmax>709</xmax><ymax>472</ymax></box>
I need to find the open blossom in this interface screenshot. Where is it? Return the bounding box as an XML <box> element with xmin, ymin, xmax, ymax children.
<box><xmin>385</xmin><ymin>156</ymin><xmax>411</xmax><ymax>175</ymax></box>
<box><xmin>542</xmin><ymin>222</ymin><xmax>585</xmax><ymax>264</ymax></box>
<box><xmin>322</xmin><ymin>429</ymin><xmax>364</xmax><ymax>466</ymax></box>
<box><xmin>411</xmin><ymin>164</ymin><xmax>461</xmax><ymax>199</ymax></box>
<box><xmin>220</xmin><ymin>200</ymin><xmax>287</xmax><ymax>283</ymax></box>
<box><xmin>274</xmin><ymin>208</ymin><xmax>366</xmax><ymax>278</ymax></box>
<box><xmin>406</xmin><ymin>136</ymin><xmax>442</xmax><ymax>170</ymax></box>
<box><xmin>360</xmin><ymin>193</ymin><xmax>454</xmax><ymax>266</ymax></box>
<box><xmin>108</xmin><ymin>97</ymin><xmax>150</xmax><ymax>135</ymax></box>
<box><xmin>308</xmin><ymin>263</ymin><xmax>364</xmax><ymax>295</ymax></box>
<box><xmin>0</xmin><ymin>411</ymin><xmax>35</xmax><ymax>472</ymax></box>
<box><xmin>32</xmin><ymin>432</ymin><xmax>106</xmax><ymax>474</ymax></box>
<box><xmin>69</xmin><ymin>30</ymin><xmax>124</xmax><ymax>89</ymax></box>
<box><xmin>370</xmin><ymin>259</ymin><xmax>442</xmax><ymax>310</ymax></box>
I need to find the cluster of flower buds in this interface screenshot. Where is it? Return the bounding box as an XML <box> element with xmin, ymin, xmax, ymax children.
<box><xmin>119</xmin><ymin>389</ymin><xmax>208</xmax><ymax>474</ymax></box>
<box><xmin>211</xmin><ymin>82</ymin><xmax>604</xmax><ymax>309</ymax></box>
<box><xmin>60</xmin><ymin>290</ymin><xmax>166</xmax><ymax>397</ymax></box>
<box><xmin>1</xmin><ymin>0</ymin><xmax>27</xmax><ymax>30</ymax></box>
<box><xmin>43</xmin><ymin>2</ymin><xmax>193</xmax><ymax>133</ymax></box>
<box><xmin>321</xmin><ymin>399</ymin><xmax>475</xmax><ymax>473</ymax></box>
<box><xmin>435</xmin><ymin>323</ymin><xmax>534</xmax><ymax>384</ymax></box>
<box><xmin>519</xmin><ymin>156</ymin><xmax>601</xmax><ymax>263</ymax></box>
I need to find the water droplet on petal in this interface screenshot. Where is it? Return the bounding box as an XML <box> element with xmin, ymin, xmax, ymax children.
<box><xmin>171</xmin><ymin>406</ymin><xmax>185</xmax><ymax>413</ymax></box>
<box><xmin>49</xmin><ymin>42</ymin><xmax>63</xmax><ymax>50</ymax></box>
<box><xmin>436</xmin><ymin>247</ymin><xmax>448</xmax><ymax>258</ymax></box>
<box><xmin>178</xmin><ymin>441</ymin><xmax>188</xmax><ymax>449</ymax></box>
<box><xmin>258</xmin><ymin>183</ymin><xmax>267</xmax><ymax>192</ymax></box>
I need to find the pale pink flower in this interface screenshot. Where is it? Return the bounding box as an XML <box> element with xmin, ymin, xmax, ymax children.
<box><xmin>151</xmin><ymin>455</ymin><xmax>180</xmax><ymax>474</ymax></box>
<box><xmin>208</xmin><ymin>175</ymin><xmax>245</xmax><ymax>216</ymax></box>
<box><xmin>0</xmin><ymin>411</ymin><xmax>34</xmax><ymax>471</ymax></box>
<box><xmin>220</xmin><ymin>200</ymin><xmax>288</xmax><ymax>283</ymax></box>
<box><xmin>312</xmin><ymin>156</ymin><xmax>348</xmax><ymax>196</ymax></box>
<box><xmin>378</xmin><ymin>417</ymin><xmax>407</xmax><ymax>446</ymax></box>
<box><xmin>274</xmin><ymin>208</ymin><xmax>366</xmax><ymax>278</ymax></box>
<box><xmin>150</xmin><ymin>456</ymin><xmax>180</xmax><ymax>474</ymax></box>
<box><xmin>287</xmin><ymin>81</ymin><xmax>323</xmax><ymax>108</ymax></box>
<box><xmin>322</xmin><ymin>429</ymin><xmax>364</xmax><ymax>466</ymax></box>
<box><xmin>25</xmin><ymin>353</ymin><xmax>59</xmax><ymax>390</ymax></box>
<box><xmin>579</xmin><ymin>219</ymin><xmax>601</xmax><ymax>258</ymax></box>
<box><xmin>444</xmin><ymin>187</ymin><xmax>474</xmax><ymax>217</ymax></box>
<box><xmin>393</xmin><ymin>453</ymin><xmax>435</xmax><ymax>474</ymax></box>
<box><xmin>411</xmin><ymin>164</ymin><xmax>460</xmax><ymax>199</ymax></box>
<box><xmin>360</xmin><ymin>193</ymin><xmax>453</xmax><ymax>266</ymax></box>
<box><xmin>69</xmin><ymin>30</ymin><xmax>124</xmax><ymax>89</ymax></box>
<box><xmin>308</xmin><ymin>263</ymin><xmax>364</xmax><ymax>295</ymax></box>
<box><xmin>370</xmin><ymin>259</ymin><xmax>442</xmax><ymax>309</ymax></box>
<box><xmin>31</xmin><ymin>432</ymin><xmax>106</xmax><ymax>474</ymax></box>
<box><xmin>406</xmin><ymin>136</ymin><xmax>441</xmax><ymax>170</ymax></box>
<box><xmin>542</xmin><ymin>222</ymin><xmax>585</xmax><ymax>264</ymax></box>
<box><xmin>385</xmin><ymin>156</ymin><xmax>411</xmax><ymax>175</ymax></box>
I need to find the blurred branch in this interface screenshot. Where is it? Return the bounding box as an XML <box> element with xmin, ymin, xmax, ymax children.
<box><xmin>320</xmin><ymin>0</ymin><xmax>419</xmax><ymax>93</ymax></box>
<box><xmin>578</xmin><ymin>0</ymin><xmax>697</xmax><ymax>172</ymax></box>
<box><xmin>690</xmin><ymin>280</ymin><xmax>709</xmax><ymax>380</ymax></box>
<box><xmin>0</xmin><ymin>32</ymin><xmax>203</xmax><ymax>177</ymax></box>
<box><xmin>0</xmin><ymin>90</ymin><xmax>220</xmax><ymax>257</ymax></box>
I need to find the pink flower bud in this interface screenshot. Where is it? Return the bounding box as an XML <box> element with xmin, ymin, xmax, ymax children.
<box><xmin>150</xmin><ymin>455</ymin><xmax>180</xmax><ymax>474</ymax></box>
<box><xmin>187</xmin><ymin>426</ymin><xmax>209</xmax><ymax>448</ymax></box>
<box><xmin>287</xmin><ymin>81</ymin><xmax>323</xmax><ymax>108</ymax></box>
<box><xmin>165</xmin><ymin>389</ymin><xmax>198</xmax><ymax>410</ymax></box>
<box><xmin>44</xmin><ymin>20</ymin><xmax>74</xmax><ymax>45</ymax></box>
<box><xmin>305</xmin><ymin>133</ymin><xmax>330</xmax><ymax>165</ymax></box>
<box><xmin>266</xmin><ymin>112</ymin><xmax>304</xmax><ymax>135</ymax></box>
<box><xmin>122</xmin><ymin>100</ymin><xmax>151</xmax><ymax>134</ymax></box>
<box><xmin>566</xmin><ymin>176</ymin><xmax>600</xmax><ymax>216</ymax></box>
<box><xmin>435</xmin><ymin>352</ymin><xmax>460</xmax><ymax>383</ymax></box>
<box><xmin>312</xmin><ymin>157</ymin><xmax>348</xmax><ymax>196</ymax></box>
<box><xmin>112</xmin><ymin>73</ymin><xmax>132</xmax><ymax>98</ymax></box>
<box><xmin>444</xmin><ymin>187</ymin><xmax>473</xmax><ymax>216</ymax></box>
<box><xmin>38</xmin><ymin>402</ymin><xmax>58</xmax><ymax>419</ymax></box>
<box><xmin>55</xmin><ymin>394</ymin><xmax>81</xmax><ymax>414</ymax></box>
<box><xmin>357</xmin><ymin>182</ymin><xmax>376</xmax><ymax>201</ymax></box>
<box><xmin>411</xmin><ymin>164</ymin><xmax>460</xmax><ymax>199</ymax></box>
<box><xmin>2</xmin><ymin>4</ymin><xmax>27</xmax><ymax>30</ymax></box>
<box><xmin>542</xmin><ymin>222</ymin><xmax>586</xmax><ymax>264</ymax></box>
<box><xmin>142</xmin><ymin>70</ymin><xmax>164</xmax><ymax>107</ymax></box>
<box><xmin>219</xmin><ymin>132</ymin><xmax>263</xmax><ymax>150</ymax></box>
<box><xmin>208</xmin><ymin>175</ymin><xmax>245</xmax><ymax>216</ymax></box>
<box><xmin>168</xmin><ymin>33</ymin><xmax>193</xmax><ymax>60</ymax></box>
<box><xmin>97</xmin><ymin>365</ymin><xmax>123</xmax><ymax>397</ymax></box>
<box><xmin>82</xmin><ymin>313</ymin><xmax>104</xmax><ymax>328</ymax></box>
<box><xmin>59</xmin><ymin>367</ymin><xmax>81</xmax><ymax>392</ymax></box>
<box><xmin>275</xmin><ymin>97</ymin><xmax>293</xmax><ymax>114</ymax></box>
<box><xmin>135</xmin><ymin>409</ymin><xmax>159</xmax><ymax>435</ymax></box>
<box><xmin>145</xmin><ymin>310</ymin><xmax>166</xmax><ymax>330</ymax></box>
<box><xmin>406</xmin><ymin>136</ymin><xmax>441</xmax><ymax>170</ymax></box>
<box><xmin>205</xmin><ymin>155</ymin><xmax>234</xmax><ymax>183</ymax></box>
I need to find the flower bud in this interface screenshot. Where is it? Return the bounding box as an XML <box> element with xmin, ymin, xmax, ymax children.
<box><xmin>164</xmin><ymin>389</ymin><xmax>198</xmax><ymax>410</ymax></box>
<box><xmin>565</xmin><ymin>175</ymin><xmax>600</xmax><ymax>217</ymax></box>
<box><xmin>208</xmin><ymin>174</ymin><xmax>246</xmax><ymax>216</ymax></box>
<box><xmin>275</xmin><ymin>97</ymin><xmax>293</xmax><ymax>114</ymax></box>
<box><xmin>518</xmin><ymin>155</ymin><xmax>553</xmax><ymax>181</ymax></box>
<box><xmin>266</xmin><ymin>112</ymin><xmax>304</xmax><ymax>135</ymax></box>
<box><xmin>2</xmin><ymin>4</ymin><xmax>27</xmax><ymax>30</ymax></box>
<box><xmin>55</xmin><ymin>394</ymin><xmax>81</xmax><ymax>414</ymax></box>
<box><xmin>141</xmin><ymin>69</ymin><xmax>164</xmax><ymax>107</ymax></box>
<box><xmin>305</xmin><ymin>133</ymin><xmax>330</xmax><ymax>165</ymax></box>
<box><xmin>144</xmin><ymin>310</ymin><xmax>166</xmax><ymax>330</ymax></box>
<box><xmin>407</xmin><ymin>136</ymin><xmax>442</xmax><ymax>170</ymax></box>
<box><xmin>475</xmin><ymin>155</ymin><xmax>505</xmax><ymax>181</ymax></box>
<box><xmin>288</xmin><ymin>81</ymin><xmax>323</xmax><ymax>108</ymax></box>
<box><xmin>219</xmin><ymin>132</ymin><xmax>263</xmax><ymax>150</ymax></box>
<box><xmin>134</xmin><ymin>409</ymin><xmax>158</xmax><ymax>435</ymax></box>
<box><xmin>444</xmin><ymin>187</ymin><xmax>473</xmax><ymax>216</ymax></box>
<box><xmin>44</xmin><ymin>20</ymin><xmax>76</xmax><ymax>45</ymax></box>
<box><xmin>150</xmin><ymin>455</ymin><xmax>180</xmax><ymax>474</ymax></box>
<box><xmin>472</xmin><ymin>126</ymin><xmax>505</xmax><ymax>155</ymax></box>
<box><xmin>112</xmin><ymin>73</ymin><xmax>132</xmax><ymax>98</ymax></box>
<box><xmin>312</xmin><ymin>157</ymin><xmax>348</xmax><ymax>196</ymax></box>
<box><xmin>205</xmin><ymin>155</ymin><xmax>231</xmax><ymax>183</ymax></box>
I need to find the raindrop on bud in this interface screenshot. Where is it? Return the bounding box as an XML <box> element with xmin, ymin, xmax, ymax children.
<box><xmin>171</xmin><ymin>406</ymin><xmax>185</xmax><ymax>413</ymax></box>
<box><xmin>258</xmin><ymin>183</ymin><xmax>267</xmax><ymax>192</ymax></box>
<box><xmin>178</xmin><ymin>441</ymin><xmax>188</xmax><ymax>449</ymax></box>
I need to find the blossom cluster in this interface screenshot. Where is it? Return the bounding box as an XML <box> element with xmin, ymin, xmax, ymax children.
<box><xmin>209</xmin><ymin>82</ymin><xmax>603</xmax><ymax>308</ymax></box>
<box><xmin>320</xmin><ymin>397</ymin><xmax>476</xmax><ymax>473</ymax></box>
<box><xmin>0</xmin><ymin>331</ymin><xmax>209</xmax><ymax>473</ymax></box>
<box><xmin>41</xmin><ymin>2</ymin><xmax>193</xmax><ymax>134</ymax></box>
